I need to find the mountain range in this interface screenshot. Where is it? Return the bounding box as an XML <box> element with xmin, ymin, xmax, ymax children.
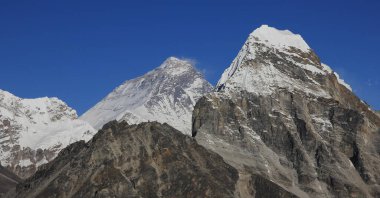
<box><xmin>0</xmin><ymin>57</ymin><xmax>212</xmax><ymax>181</ymax></box>
<box><xmin>1</xmin><ymin>25</ymin><xmax>379</xmax><ymax>197</ymax></box>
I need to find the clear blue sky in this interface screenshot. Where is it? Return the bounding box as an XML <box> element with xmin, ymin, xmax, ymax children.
<box><xmin>1</xmin><ymin>0</ymin><xmax>379</xmax><ymax>114</ymax></box>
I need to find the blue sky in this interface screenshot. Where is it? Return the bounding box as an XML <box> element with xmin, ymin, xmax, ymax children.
<box><xmin>1</xmin><ymin>0</ymin><xmax>379</xmax><ymax>114</ymax></box>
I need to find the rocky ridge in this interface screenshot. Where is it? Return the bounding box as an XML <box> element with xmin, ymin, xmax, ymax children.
<box><xmin>8</xmin><ymin>121</ymin><xmax>239</xmax><ymax>197</ymax></box>
<box><xmin>9</xmin><ymin>121</ymin><xmax>303</xmax><ymax>198</ymax></box>
<box><xmin>193</xmin><ymin>25</ymin><xmax>380</xmax><ymax>197</ymax></box>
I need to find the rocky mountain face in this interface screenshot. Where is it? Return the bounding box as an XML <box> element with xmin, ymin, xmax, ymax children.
<box><xmin>9</xmin><ymin>121</ymin><xmax>301</xmax><ymax>198</ymax></box>
<box><xmin>0</xmin><ymin>164</ymin><xmax>21</xmax><ymax>196</ymax></box>
<box><xmin>81</xmin><ymin>57</ymin><xmax>213</xmax><ymax>135</ymax></box>
<box><xmin>0</xmin><ymin>90</ymin><xmax>95</xmax><ymax>179</ymax></box>
<box><xmin>193</xmin><ymin>25</ymin><xmax>380</xmax><ymax>197</ymax></box>
<box><xmin>8</xmin><ymin>121</ymin><xmax>241</xmax><ymax>198</ymax></box>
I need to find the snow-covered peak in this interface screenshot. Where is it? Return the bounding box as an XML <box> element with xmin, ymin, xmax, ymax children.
<box><xmin>217</xmin><ymin>25</ymin><xmax>353</xmax><ymax>98</ymax></box>
<box><xmin>250</xmin><ymin>25</ymin><xmax>310</xmax><ymax>52</ymax></box>
<box><xmin>217</xmin><ymin>25</ymin><xmax>313</xmax><ymax>88</ymax></box>
<box><xmin>158</xmin><ymin>57</ymin><xmax>195</xmax><ymax>75</ymax></box>
<box><xmin>160</xmin><ymin>56</ymin><xmax>185</xmax><ymax>66</ymax></box>
<box><xmin>81</xmin><ymin>57</ymin><xmax>212</xmax><ymax>134</ymax></box>
<box><xmin>159</xmin><ymin>57</ymin><xmax>189</xmax><ymax>68</ymax></box>
<box><xmin>0</xmin><ymin>90</ymin><xmax>95</xmax><ymax>178</ymax></box>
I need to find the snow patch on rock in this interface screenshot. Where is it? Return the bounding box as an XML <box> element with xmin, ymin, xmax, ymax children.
<box><xmin>333</xmin><ymin>72</ymin><xmax>352</xmax><ymax>91</ymax></box>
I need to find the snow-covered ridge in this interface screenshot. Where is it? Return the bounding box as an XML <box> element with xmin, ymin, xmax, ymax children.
<box><xmin>334</xmin><ymin>72</ymin><xmax>352</xmax><ymax>91</ymax></box>
<box><xmin>217</xmin><ymin>25</ymin><xmax>312</xmax><ymax>88</ymax></box>
<box><xmin>81</xmin><ymin>57</ymin><xmax>212</xmax><ymax>135</ymax></box>
<box><xmin>0</xmin><ymin>89</ymin><xmax>77</xmax><ymax>123</ymax></box>
<box><xmin>321</xmin><ymin>63</ymin><xmax>352</xmax><ymax>91</ymax></box>
<box><xmin>0</xmin><ymin>89</ymin><xmax>95</xmax><ymax>177</ymax></box>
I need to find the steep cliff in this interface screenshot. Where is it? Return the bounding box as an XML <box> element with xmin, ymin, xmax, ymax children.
<box><xmin>193</xmin><ymin>25</ymin><xmax>380</xmax><ymax>197</ymax></box>
<box><xmin>0</xmin><ymin>164</ymin><xmax>21</xmax><ymax>196</ymax></box>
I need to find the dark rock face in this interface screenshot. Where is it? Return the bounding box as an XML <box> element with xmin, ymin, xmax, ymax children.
<box><xmin>9</xmin><ymin>121</ymin><xmax>241</xmax><ymax>198</ymax></box>
<box><xmin>193</xmin><ymin>90</ymin><xmax>380</xmax><ymax>198</ymax></box>
<box><xmin>250</xmin><ymin>175</ymin><xmax>299</xmax><ymax>198</ymax></box>
<box><xmin>0</xmin><ymin>164</ymin><xmax>22</xmax><ymax>196</ymax></box>
<box><xmin>3</xmin><ymin>146</ymin><xmax>57</xmax><ymax>179</ymax></box>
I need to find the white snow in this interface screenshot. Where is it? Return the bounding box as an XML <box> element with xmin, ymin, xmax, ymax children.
<box><xmin>334</xmin><ymin>72</ymin><xmax>352</xmax><ymax>91</ymax></box>
<box><xmin>0</xmin><ymin>89</ymin><xmax>95</xmax><ymax>168</ymax></box>
<box><xmin>159</xmin><ymin>57</ymin><xmax>192</xmax><ymax>76</ymax></box>
<box><xmin>322</xmin><ymin>63</ymin><xmax>352</xmax><ymax>91</ymax></box>
<box><xmin>219</xmin><ymin>60</ymin><xmax>331</xmax><ymax>98</ymax></box>
<box><xmin>321</xmin><ymin>63</ymin><xmax>333</xmax><ymax>74</ymax></box>
<box><xmin>250</xmin><ymin>25</ymin><xmax>310</xmax><ymax>52</ymax></box>
<box><xmin>311</xmin><ymin>115</ymin><xmax>333</xmax><ymax>132</ymax></box>
<box><xmin>19</xmin><ymin>159</ymin><xmax>33</xmax><ymax>167</ymax></box>
<box><xmin>18</xmin><ymin>119</ymin><xmax>94</xmax><ymax>150</ymax></box>
<box><xmin>218</xmin><ymin>25</ymin><xmax>312</xmax><ymax>88</ymax></box>
<box><xmin>217</xmin><ymin>25</ymin><xmax>354</xmax><ymax>98</ymax></box>
<box><xmin>80</xmin><ymin>57</ymin><xmax>212</xmax><ymax>135</ymax></box>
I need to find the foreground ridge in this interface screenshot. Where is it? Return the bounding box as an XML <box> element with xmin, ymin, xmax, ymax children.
<box><xmin>9</xmin><ymin>121</ymin><xmax>301</xmax><ymax>197</ymax></box>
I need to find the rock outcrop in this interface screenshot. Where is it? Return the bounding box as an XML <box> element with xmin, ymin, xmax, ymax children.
<box><xmin>193</xmin><ymin>25</ymin><xmax>380</xmax><ymax>197</ymax></box>
<box><xmin>0</xmin><ymin>164</ymin><xmax>21</xmax><ymax>196</ymax></box>
<box><xmin>9</xmin><ymin>121</ymin><xmax>241</xmax><ymax>198</ymax></box>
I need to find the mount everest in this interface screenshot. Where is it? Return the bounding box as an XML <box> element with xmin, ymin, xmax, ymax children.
<box><xmin>80</xmin><ymin>57</ymin><xmax>213</xmax><ymax>135</ymax></box>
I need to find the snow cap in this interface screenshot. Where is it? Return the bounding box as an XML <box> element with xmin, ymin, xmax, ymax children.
<box><xmin>250</xmin><ymin>25</ymin><xmax>310</xmax><ymax>51</ymax></box>
<box><xmin>158</xmin><ymin>57</ymin><xmax>196</xmax><ymax>75</ymax></box>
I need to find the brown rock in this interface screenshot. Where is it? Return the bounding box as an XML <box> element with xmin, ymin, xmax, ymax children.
<box><xmin>9</xmin><ymin>121</ymin><xmax>241</xmax><ymax>198</ymax></box>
